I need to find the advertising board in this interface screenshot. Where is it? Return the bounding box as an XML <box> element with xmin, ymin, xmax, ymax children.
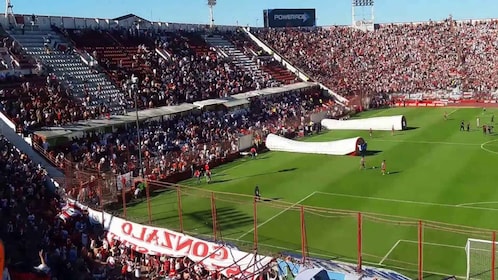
<box><xmin>263</xmin><ymin>9</ymin><xmax>316</xmax><ymax>28</ymax></box>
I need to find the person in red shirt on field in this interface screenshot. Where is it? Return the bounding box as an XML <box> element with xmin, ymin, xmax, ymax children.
<box><xmin>205</xmin><ymin>169</ymin><xmax>212</xmax><ymax>183</ymax></box>
<box><xmin>194</xmin><ymin>169</ymin><xmax>201</xmax><ymax>184</ymax></box>
<box><xmin>381</xmin><ymin>160</ymin><xmax>387</xmax><ymax>175</ymax></box>
<box><xmin>250</xmin><ymin>147</ymin><xmax>257</xmax><ymax>158</ymax></box>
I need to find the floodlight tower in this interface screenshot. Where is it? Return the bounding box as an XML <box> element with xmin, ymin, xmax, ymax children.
<box><xmin>4</xmin><ymin>0</ymin><xmax>14</xmax><ymax>25</ymax></box>
<box><xmin>352</xmin><ymin>0</ymin><xmax>374</xmax><ymax>31</ymax></box>
<box><xmin>207</xmin><ymin>0</ymin><xmax>216</xmax><ymax>28</ymax></box>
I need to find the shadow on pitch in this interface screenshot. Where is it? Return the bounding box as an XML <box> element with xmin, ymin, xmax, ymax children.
<box><xmin>388</xmin><ymin>171</ymin><xmax>402</xmax><ymax>175</ymax></box>
<box><xmin>257</xmin><ymin>235</ymin><xmax>354</xmax><ymax>261</ymax></box>
<box><xmin>262</xmin><ymin>197</ymin><xmax>282</xmax><ymax>202</ymax></box>
<box><xmin>210</xmin><ymin>178</ymin><xmax>233</xmax><ymax>184</ymax></box>
<box><xmin>403</xmin><ymin>126</ymin><xmax>418</xmax><ymax>130</ymax></box>
<box><xmin>278</xmin><ymin>168</ymin><xmax>298</xmax><ymax>173</ymax></box>
<box><xmin>188</xmin><ymin>207</ymin><xmax>254</xmax><ymax>230</ymax></box>
<box><xmin>363</xmin><ymin>150</ymin><xmax>381</xmax><ymax>156</ymax></box>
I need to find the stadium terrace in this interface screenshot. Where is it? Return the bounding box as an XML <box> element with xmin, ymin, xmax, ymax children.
<box><xmin>0</xmin><ymin>2</ymin><xmax>498</xmax><ymax>280</ymax></box>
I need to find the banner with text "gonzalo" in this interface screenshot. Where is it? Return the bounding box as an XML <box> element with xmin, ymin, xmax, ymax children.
<box><xmin>77</xmin><ymin>200</ymin><xmax>273</xmax><ymax>278</ymax></box>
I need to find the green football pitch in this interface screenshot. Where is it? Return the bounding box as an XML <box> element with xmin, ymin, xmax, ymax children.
<box><xmin>125</xmin><ymin>107</ymin><xmax>498</xmax><ymax>279</ymax></box>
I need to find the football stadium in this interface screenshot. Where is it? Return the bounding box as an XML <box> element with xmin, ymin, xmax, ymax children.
<box><xmin>1</xmin><ymin>0</ymin><xmax>498</xmax><ymax>279</ymax></box>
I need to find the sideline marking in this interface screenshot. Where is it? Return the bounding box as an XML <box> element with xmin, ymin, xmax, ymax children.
<box><xmin>480</xmin><ymin>139</ymin><xmax>498</xmax><ymax>155</ymax></box>
<box><xmin>457</xmin><ymin>201</ymin><xmax>498</xmax><ymax>207</ymax></box>
<box><xmin>236</xmin><ymin>192</ymin><xmax>317</xmax><ymax>240</ymax></box>
<box><xmin>371</xmin><ymin>139</ymin><xmax>479</xmax><ymax>146</ymax></box>
<box><xmin>379</xmin><ymin>239</ymin><xmax>401</xmax><ymax>265</ymax></box>
<box><xmin>315</xmin><ymin>191</ymin><xmax>498</xmax><ymax>212</ymax></box>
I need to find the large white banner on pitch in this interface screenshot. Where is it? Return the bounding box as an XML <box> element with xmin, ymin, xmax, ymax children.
<box><xmin>321</xmin><ymin>115</ymin><xmax>407</xmax><ymax>131</ymax></box>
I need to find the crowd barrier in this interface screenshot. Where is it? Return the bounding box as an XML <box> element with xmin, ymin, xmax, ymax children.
<box><xmin>111</xmin><ymin>180</ymin><xmax>498</xmax><ymax>279</ymax></box>
<box><xmin>66</xmin><ymin>197</ymin><xmax>273</xmax><ymax>279</ymax></box>
<box><xmin>395</xmin><ymin>99</ymin><xmax>498</xmax><ymax>107</ymax></box>
<box><xmin>394</xmin><ymin>100</ymin><xmax>446</xmax><ymax>107</ymax></box>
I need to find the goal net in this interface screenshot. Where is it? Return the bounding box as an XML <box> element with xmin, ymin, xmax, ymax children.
<box><xmin>466</xmin><ymin>238</ymin><xmax>498</xmax><ymax>279</ymax></box>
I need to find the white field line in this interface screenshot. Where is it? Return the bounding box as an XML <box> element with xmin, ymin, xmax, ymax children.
<box><xmin>315</xmin><ymin>191</ymin><xmax>498</xmax><ymax>212</ymax></box>
<box><xmin>457</xmin><ymin>201</ymin><xmax>498</xmax><ymax>207</ymax></box>
<box><xmin>379</xmin><ymin>239</ymin><xmax>401</xmax><ymax>265</ymax></box>
<box><xmin>217</xmin><ymin>236</ymin><xmax>463</xmax><ymax>279</ymax></box>
<box><xmin>236</xmin><ymin>191</ymin><xmax>317</xmax><ymax>240</ymax></box>
<box><xmin>400</xmin><ymin>239</ymin><xmax>464</xmax><ymax>250</ymax></box>
<box><xmin>480</xmin><ymin>139</ymin><xmax>498</xmax><ymax>155</ymax></box>
<box><xmin>371</xmin><ymin>139</ymin><xmax>480</xmax><ymax>146</ymax></box>
<box><xmin>447</xmin><ymin>109</ymin><xmax>459</xmax><ymax>116</ymax></box>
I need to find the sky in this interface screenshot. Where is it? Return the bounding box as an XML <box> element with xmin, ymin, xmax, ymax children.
<box><xmin>8</xmin><ymin>0</ymin><xmax>498</xmax><ymax>27</ymax></box>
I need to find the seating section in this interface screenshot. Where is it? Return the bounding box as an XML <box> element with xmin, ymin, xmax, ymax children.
<box><xmin>223</xmin><ymin>30</ymin><xmax>297</xmax><ymax>84</ymax></box>
<box><xmin>9</xmin><ymin>30</ymin><xmax>127</xmax><ymax>114</ymax></box>
<box><xmin>2</xmin><ymin>128</ymin><xmax>282</xmax><ymax>279</ymax></box>
<box><xmin>43</xmin><ymin>87</ymin><xmax>342</xmax><ymax>179</ymax></box>
<box><xmin>65</xmin><ymin>29</ymin><xmax>276</xmax><ymax>108</ymax></box>
<box><xmin>203</xmin><ymin>33</ymin><xmax>282</xmax><ymax>88</ymax></box>
<box><xmin>255</xmin><ymin>20</ymin><xmax>498</xmax><ymax>98</ymax></box>
<box><xmin>0</xmin><ymin>74</ymin><xmax>97</xmax><ymax>132</ymax></box>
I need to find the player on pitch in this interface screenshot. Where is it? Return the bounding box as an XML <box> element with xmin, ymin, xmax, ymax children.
<box><xmin>381</xmin><ymin>160</ymin><xmax>387</xmax><ymax>175</ymax></box>
<box><xmin>254</xmin><ymin>185</ymin><xmax>261</xmax><ymax>201</ymax></box>
<box><xmin>360</xmin><ymin>156</ymin><xmax>366</xmax><ymax>170</ymax></box>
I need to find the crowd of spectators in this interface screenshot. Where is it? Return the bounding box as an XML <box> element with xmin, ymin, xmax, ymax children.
<box><xmin>0</xmin><ymin>74</ymin><xmax>101</xmax><ymax>133</ymax></box>
<box><xmin>1</xmin><ymin>135</ymin><xmax>283</xmax><ymax>280</ymax></box>
<box><xmin>0</xmin><ymin>28</ymin><xmax>291</xmax><ymax>134</ymax></box>
<box><xmin>67</xmin><ymin>28</ymin><xmax>281</xmax><ymax>110</ymax></box>
<box><xmin>256</xmin><ymin>19</ymin><xmax>498</xmax><ymax>98</ymax></box>
<box><xmin>42</xmin><ymin>88</ymin><xmax>344</xmax><ymax>181</ymax></box>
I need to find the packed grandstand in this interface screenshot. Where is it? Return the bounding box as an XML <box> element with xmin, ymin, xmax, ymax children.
<box><xmin>1</xmin><ymin>4</ymin><xmax>498</xmax><ymax>280</ymax></box>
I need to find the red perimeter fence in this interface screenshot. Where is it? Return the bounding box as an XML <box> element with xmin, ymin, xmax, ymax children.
<box><xmin>33</xmin><ymin>140</ymin><xmax>498</xmax><ymax>279</ymax></box>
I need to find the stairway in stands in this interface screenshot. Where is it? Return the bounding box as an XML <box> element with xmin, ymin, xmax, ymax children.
<box><xmin>9</xmin><ymin>30</ymin><xmax>126</xmax><ymax>114</ymax></box>
<box><xmin>203</xmin><ymin>35</ymin><xmax>272</xmax><ymax>86</ymax></box>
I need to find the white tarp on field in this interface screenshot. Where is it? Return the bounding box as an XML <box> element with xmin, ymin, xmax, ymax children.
<box><xmin>321</xmin><ymin>115</ymin><xmax>407</xmax><ymax>131</ymax></box>
<box><xmin>265</xmin><ymin>134</ymin><xmax>363</xmax><ymax>156</ymax></box>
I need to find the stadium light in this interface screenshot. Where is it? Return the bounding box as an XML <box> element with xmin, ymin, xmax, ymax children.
<box><xmin>352</xmin><ymin>0</ymin><xmax>374</xmax><ymax>7</ymax></box>
<box><xmin>208</xmin><ymin>0</ymin><xmax>216</xmax><ymax>27</ymax></box>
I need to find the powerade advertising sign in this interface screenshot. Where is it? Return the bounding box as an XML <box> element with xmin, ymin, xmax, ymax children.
<box><xmin>264</xmin><ymin>9</ymin><xmax>316</xmax><ymax>28</ymax></box>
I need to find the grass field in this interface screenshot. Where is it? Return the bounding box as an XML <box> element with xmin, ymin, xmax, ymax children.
<box><xmin>125</xmin><ymin>107</ymin><xmax>498</xmax><ymax>279</ymax></box>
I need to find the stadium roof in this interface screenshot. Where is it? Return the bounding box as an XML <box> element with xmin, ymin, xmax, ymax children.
<box><xmin>34</xmin><ymin>82</ymin><xmax>319</xmax><ymax>142</ymax></box>
<box><xmin>112</xmin><ymin>14</ymin><xmax>149</xmax><ymax>23</ymax></box>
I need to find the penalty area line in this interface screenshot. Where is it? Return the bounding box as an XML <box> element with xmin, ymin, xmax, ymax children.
<box><xmin>400</xmin><ymin>239</ymin><xmax>464</xmax><ymax>250</ymax></box>
<box><xmin>379</xmin><ymin>239</ymin><xmax>464</xmax><ymax>265</ymax></box>
<box><xmin>236</xmin><ymin>191</ymin><xmax>317</xmax><ymax>241</ymax></box>
<box><xmin>379</xmin><ymin>239</ymin><xmax>401</xmax><ymax>265</ymax></box>
<box><xmin>315</xmin><ymin>191</ymin><xmax>498</xmax><ymax>212</ymax></box>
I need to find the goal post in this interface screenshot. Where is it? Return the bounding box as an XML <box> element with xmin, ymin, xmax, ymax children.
<box><xmin>466</xmin><ymin>236</ymin><xmax>497</xmax><ymax>280</ymax></box>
